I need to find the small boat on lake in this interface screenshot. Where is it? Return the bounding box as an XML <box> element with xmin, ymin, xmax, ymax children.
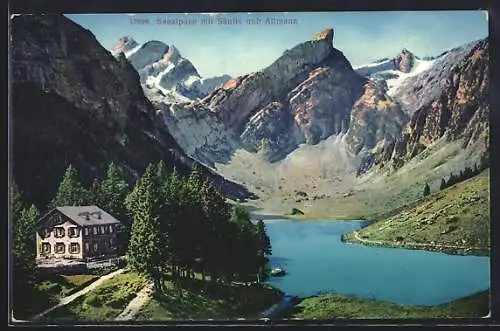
<box><xmin>271</xmin><ymin>266</ymin><xmax>286</xmax><ymax>277</ymax></box>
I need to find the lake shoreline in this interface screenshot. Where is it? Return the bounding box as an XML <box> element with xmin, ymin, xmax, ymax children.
<box><xmin>341</xmin><ymin>231</ymin><xmax>490</xmax><ymax>257</ymax></box>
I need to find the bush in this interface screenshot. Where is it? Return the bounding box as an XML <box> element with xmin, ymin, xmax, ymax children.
<box><xmin>107</xmin><ymin>296</ymin><xmax>129</xmax><ymax>309</ymax></box>
<box><xmin>291</xmin><ymin>208</ymin><xmax>304</xmax><ymax>215</ymax></box>
<box><xmin>38</xmin><ymin>281</ymin><xmax>61</xmax><ymax>295</ymax></box>
<box><xmin>84</xmin><ymin>293</ymin><xmax>102</xmax><ymax>307</ymax></box>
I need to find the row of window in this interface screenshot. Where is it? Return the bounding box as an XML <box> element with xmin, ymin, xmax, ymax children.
<box><xmin>83</xmin><ymin>225</ymin><xmax>114</xmax><ymax>236</ymax></box>
<box><xmin>40</xmin><ymin>239</ymin><xmax>116</xmax><ymax>255</ymax></box>
<box><xmin>42</xmin><ymin>242</ymin><xmax>80</xmax><ymax>254</ymax></box>
<box><xmin>41</xmin><ymin>225</ymin><xmax>114</xmax><ymax>239</ymax></box>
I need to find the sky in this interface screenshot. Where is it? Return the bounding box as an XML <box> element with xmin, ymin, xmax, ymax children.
<box><xmin>66</xmin><ymin>11</ymin><xmax>488</xmax><ymax>78</ymax></box>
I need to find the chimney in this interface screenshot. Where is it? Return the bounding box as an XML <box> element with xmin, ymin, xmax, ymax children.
<box><xmin>91</xmin><ymin>211</ymin><xmax>102</xmax><ymax>219</ymax></box>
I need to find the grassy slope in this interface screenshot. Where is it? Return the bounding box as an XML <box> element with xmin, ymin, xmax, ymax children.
<box><xmin>292</xmin><ymin>290</ymin><xmax>490</xmax><ymax>319</ymax></box>
<box><xmin>135</xmin><ymin>279</ymin><xmax>283</xmax><ymax>320</ymax></box>
<box><xmin>41</xmin><ymin>271</ymin><xmax>148</xmax><ymax>322</ymax></box>
<box><xmin>13</xmin><ymin>273</ymin><xmax>100</xmax><ymax>320</ymax></box>
<box><xmin>343</xmin><ymin>169</ymin><xmax>490</xmax><ymax>255</ymax></box>
<box><xmin>36</xmin><ymin>274</ymin><xmax>100</xmax><ymax>299</ymax></box>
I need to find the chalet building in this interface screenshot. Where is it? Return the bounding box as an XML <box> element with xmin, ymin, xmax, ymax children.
<box><xmin>36</xmin><ymin>206</ymin><xmax>121</xmax><ymax>262</ymax></box>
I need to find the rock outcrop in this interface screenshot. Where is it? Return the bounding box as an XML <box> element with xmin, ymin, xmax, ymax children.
<box><xmin>357</xmin><ymin>39</ymin><xmax>489</xmax><ymax>175</ymax></box>
<box><xmin>10</xmin><ymin>14</ymin><xmax>251</xmax><ymax>208</ymax></box>
<box><xmin>345</xmin><ymin>80</ymin><xmax>408</xmax><ymax>155</ymax></box>
<box><xmin>155</xmin><ymin>27</ymin><xmax>366</xmax><ymax>164</ymax></box>
<box><xmin>394</xmin><ymin>49</ymin><xmax>415</xmax><ymax>73</ymax></box>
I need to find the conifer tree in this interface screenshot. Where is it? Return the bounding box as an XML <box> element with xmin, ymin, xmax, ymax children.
<box><xmin>13</xmin><ymin>204</ymin><xmax>39</xmax><ymax>282</ymax></box>
<box><xmin>423</xmin><ymin>183</ymin><xmax>430</xmax><ymax>197</ymax></box>
<box><xmin>99</xmin><ymin>162</ymin><xmax>129</xmax><ymax>219</ymax></box>
<box><xmin>127</xmin><ymin>164</ymin><xmax>164</xmax><ymax>293</ymax></box>
<box><xmin>254</xmin><ymin>220</ymin><xmax>272</xmax><ymax>282</ymax></box>
<box><xmin>89</xmin><ymin>178</ymin><xmax>102</xmax><ymax>206</ymax></box>
<box><xmin>439</xmin><ymin>178</ymin><xmax>446</xmax><ymax>190</ymax></box>
<box><xmin>50</xmin><ymin>164</ymin><xmax>88</xmax><ymax>208</ymax></box>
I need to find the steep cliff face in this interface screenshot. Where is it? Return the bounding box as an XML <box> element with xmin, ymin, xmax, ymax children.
<box><xmin>358</xmin><ymin>39</ymin><xmax>489</xmax><ymax>175</ymax></box>
<box><xmin>345</xmin><ymin>80</ymin><xmax>408</xmax><ymax>155</ymax></box>
<box><xmin>154</xmin><ymin>28</ymin><xmax>366</xmax><ymax>165</ymax></box>
<box><xmin>10</xmin><ymin>14</ymin><xmax>251</xmax><ymax>208</ymax></box>
<box><xmin>240</xmin><ymin>102</ymin><xmax>305</xmax><ymax>162</ymax></box>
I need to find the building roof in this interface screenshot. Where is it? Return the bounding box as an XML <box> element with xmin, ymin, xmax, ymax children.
<box><xmin>53</xmin><ymin>205</ymin><xmax>121</xmax><ymax>226</ymax></box>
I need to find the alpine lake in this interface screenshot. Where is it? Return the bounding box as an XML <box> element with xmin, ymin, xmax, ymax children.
<box><xmin>262</xmin><ymin>219</ymin><xmax>490</xmax><ymax>306</ymax></box>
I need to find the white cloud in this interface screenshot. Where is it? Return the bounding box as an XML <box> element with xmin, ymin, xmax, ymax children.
<box><xmin>126</xmin><ymin>14</ymin><xmax>137</xmax><ymax>16</ymax></box>
<box><xmin>201</xmin><ymin>13</ymin><xmax>222</xmax><ymax>17</ymax></box>
<box><xmin>484</xmin><ymin>10</ymin><xmax>488</xmax><ymax>21</ymax></box>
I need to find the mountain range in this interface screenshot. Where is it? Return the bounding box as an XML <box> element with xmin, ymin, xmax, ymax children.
<box><xmin>10</xmin><ymin>14</ymin><xmax>489</xmax><ymax>215</ymax></box>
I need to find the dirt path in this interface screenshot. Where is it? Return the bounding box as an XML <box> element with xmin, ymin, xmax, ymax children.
<box><xmin>31</xmin><ymin>268</ymin><xmax>126</xmax><ymax>321</ymax></box>
<box><xmin>115</xmin><ymin>282</ymin><xmax>154</xmax><ymax>321</ymax></box>
<box><xmin>352</xmin><ymin>231</ymin><xmax>485</xmax><ymax>252</ymax></box>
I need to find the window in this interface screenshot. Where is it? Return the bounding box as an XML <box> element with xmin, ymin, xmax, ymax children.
<box><xmin>109</xmin><ymin>225</ymin><xmax>114</xmax><ymax>233</ymax></box>
<box><xmin>84</xmin><ymin>242</ymin><xmax>90</xmax><ymax>252</ymax></box>
<box><xmin>55</xmin><ymin>243</ymin><xmax>65</xmax><ymax>254</ymax></box>
<box><xmin>93</xmin><ymin>227</ymin><xmax>97</xmax><ymax>235</ymax></box>
<box><xmin>68</xmin><ymin>227</ymin><xmax>80</xmax><ymax>238</ymax></box>
<box><xmin>54</xmin><ymin>227</ymin><xmax>65</xmax><ymax>238</ymax></box>
<box><xmin>93</xmin><ymin>242</ymin><xmax>98</xmax><ymax>252</ymax></box>
<box><xmin>84</xmin><ymin>227</ymin><xmax>89</xmax><ymax>236</ymax></box>
<box><xmin>42</xmin><ymin>243</ymin><xmax>51</xmax><ymax>253</ymax></box>
<box><xmin>100</xmin><ymin>225</ymin><xmax>106</xmax><ymax>234</ymax></box>
<box><xmin>69</xmin><ymin>243</ymin><xmax>80</xmax><ymax>254</ymax></box>
<box><xmin>42</xmin><ymin>228</ymin><xmax>51</xmax><ymax>238</ymax></box>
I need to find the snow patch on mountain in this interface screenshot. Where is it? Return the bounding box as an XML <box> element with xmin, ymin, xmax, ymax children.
<box><xmin>385</xmin><ymin>58</ymin><xmax>437</xmax><ymax>96</ymax></box>
<box><xmin>111</xmin><ymin>37</ymin><xmax>231</xmax><ymax>103</ymax></box>
<box><xmin>123</xmin><ymin>44</ymin><xmax>142</xmax><ymax>58</ymax></box>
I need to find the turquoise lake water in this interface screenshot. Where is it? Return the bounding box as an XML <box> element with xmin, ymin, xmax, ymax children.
<box><xmin>263</xmin><ymin>219</ymin><xmax>490</xmax><ymax>306</ymax></box>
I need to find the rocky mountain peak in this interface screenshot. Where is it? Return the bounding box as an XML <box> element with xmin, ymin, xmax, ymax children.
<box><xmin>313</xmin><ymin>28</ymin><xmax>334</xmax><ymax>43</ymax></box>
<box><xmin>112</xmin><ymin>36</ymin><xmax>139</xmax><ymax>54</ymax></box>
<box><xmin>394</xmin><ymin>48</ymin><xmax>415</xmax><ymax>73</ymax></box>
<box><xmin>162</xmin><ymin>44</ymin><xmax>181</xmax><ymax>64</ymax></box>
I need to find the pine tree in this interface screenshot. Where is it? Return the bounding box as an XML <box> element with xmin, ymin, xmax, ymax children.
<box><xmin>99</xmin><ymin>162</ymin><xmax>129</xmax><ymax>218</ymax></box>
<box><xmin>200</xmin><ymin>182</ymin><xmax>231</xmax><ymax>284</ymax></box>
<box><xmin>13</xmin><ymin>204</ymin><xmax>40</xmax><ymax>282</ymax></box>
<box><xmin>255</xmin><ymin>220</ymin><xmax>272</xmax><ymax>256</ymax></box>
<box><xmin>50</xmin><ymin>164</ymin><xmax>88</xmax><ymax>208</ymax></box>
<box><xmin>255</xmin><ymin>220</ymin><xmax>272</xmax><ymax>282</ymax></box>
<box><xmin>439</xmin><ymin>178</ymin><xmax>446</xmax><ymax>190</ymax></box>
<box><xmin>423</xmin><ymin>183</ymin><xmax>430</xmax><ymax>197</ymax></box>
<box><xmin>184</xmin><ymin>165</ymin><xmax>205</xmax><ymax>279</ymax></box>
<box><xmin>448</xmin><ymin>172</ymin><xmax>456</xmax><ymax>187</ymax></box>
<box><xmin>89</xmin><ymin>178</ymin><xmax>102</xmax><ymax>206</ymax></box>
<box><xmin>126</xmin><ymin>164</ymin><xmax>164</xmax><ymax>293</ymax></box>
<box><xmin>12</xmin><ymin>203</ymin><xmax>40</xmax><ymax>317</ymax></box>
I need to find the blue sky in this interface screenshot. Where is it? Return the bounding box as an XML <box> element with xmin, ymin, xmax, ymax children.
<box><xmin>66</xmin><ymin>11</ymin><xmax>488</xmax><ymax>78</ymax></box>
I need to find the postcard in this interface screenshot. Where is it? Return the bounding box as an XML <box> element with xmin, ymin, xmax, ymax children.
<box><xmin>9</xmin><ymin>10</ymin><xmax>490</xmax><ymax>323</ymax></box>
